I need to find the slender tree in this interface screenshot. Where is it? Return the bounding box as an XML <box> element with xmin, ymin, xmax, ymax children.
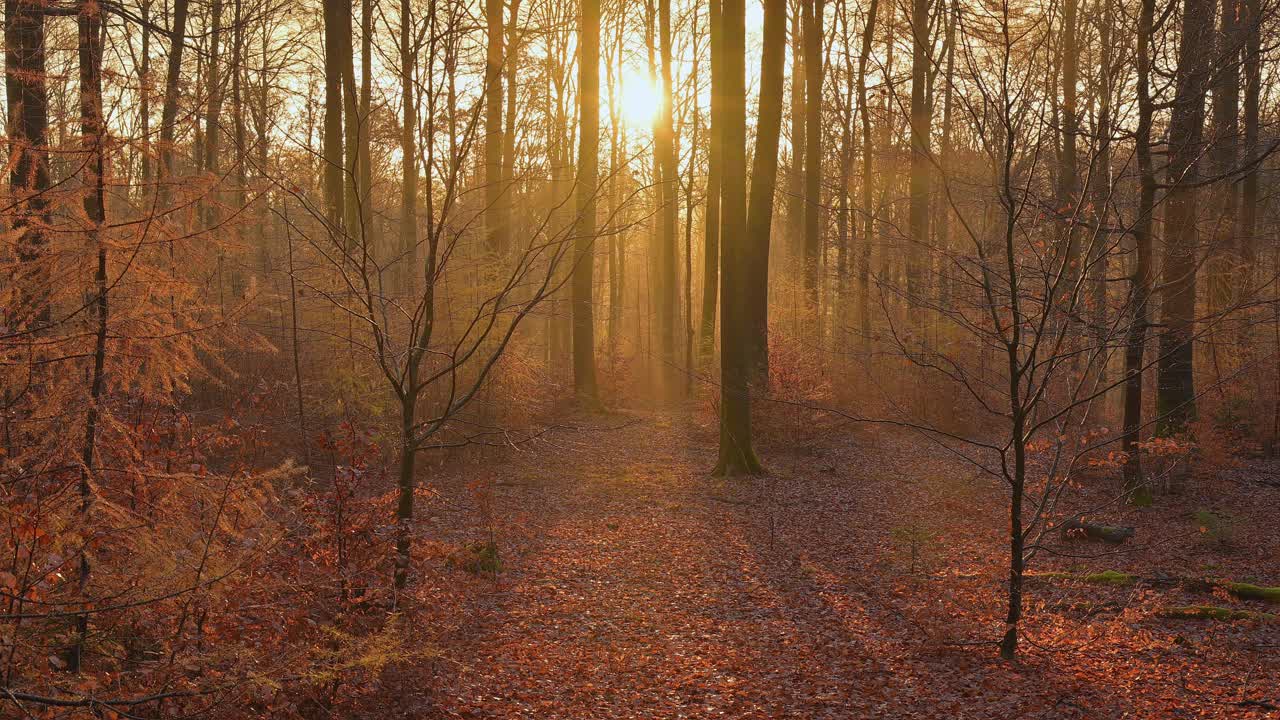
<box><xmin>745</xmin><ymin>0</ymin><xmax>788</xmax><ymax>381</ymax></box>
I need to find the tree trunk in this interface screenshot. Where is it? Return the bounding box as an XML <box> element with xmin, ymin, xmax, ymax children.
<box><xmin>657</xmin><ymin>0</ymin><xmax>680</xmax><ymax>391</ymax></box>
<box><xmin>359</xmin><ymin>0</ymin><xmax>374</xmax><ymax>248</ymax></box>
<box><xmin>202</xmin><ymin>0</ymin><xmax>224</xmax><ymax>230</ymax></box>
<box><xmin>906</xmin><ymin>0</ymin><xmax>930</xmax><ymax>309</ymax></box>
<box><xmin>321</xmin><ymin>0</ymin><xmax>344</xmax><ymax>224</ymax></box>
<box><xmin>72</xmin><ymin>0</ymin><xmax>108</xmax><ymax>673</ymax></box>
<box><xmin>1239</xmin><ymin>0</ymin><xmax>1260</xmax><ymax>278</ymax></box>
<box><xmin>485</xmin><ymin>0</ymin><xmax>505</xmax><ymax>254</ymax></box>
<box><xmin>856</xmin><ymin>0</ymin><xmax>878</xmax><ymax>344</ymax></box>
<box><xmin>400</xmin><ymin>0</ymin><xmax>417</xmax><ymax>288</ymax></box>
<box><xmin>715</xmin><ymin>0</ymin><xmax>763</xmax><ymax>475</ymax></box>
<box><xmin>1123</xmin><ymin>0</ymin><xmax>1156</xmax><ymax>502</ymax></box>
<box><xmin>573</xmin><ymin>0</ymin><xmax>602</xmax><ymax>403</ymax></box>
<box><xmin>802</xmin><ymin>0</ymin><xmax>824</xmax><ymax>300</ymax></box>
<box><xmin>700</xmin><ymin>0</ymin><xmax>723</xmax><ymax>359</ymax></box>
<box><xmin>745</xmin><ymin>0</ymin><xmax>788</xmax><ymax>383</ymax></box>
<box><xmin>4</xmin><ymin>0</ymin><xmax>51</xmax><ymax>324</ymax></box>
<box><xmin>789</xmin><ymin>0</ymin><xmax>806</xmax><ymax>260</ymax></box>
<box><xmin>1157</xmin><ymin>0</ymin><xmax>1214</xmax><ymax>436</ymax></box>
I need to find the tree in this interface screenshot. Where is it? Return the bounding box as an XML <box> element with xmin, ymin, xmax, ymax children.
<box><xmin>906</xmin><ymin>0</ymin><xmax>930</xmax><ymax>309</ymax></box>
<box><xmin>4</xmin><ymin>0</ymin><xmax>51</xmax><ymax>324</ymax></box>
<box><xmin>745</xmin><ymin>0</ymin><xmax>788</xmax><ymax>380</ymax></box>
<box><xmin>700</xmin><ymin>0</ymin><xmax>723</xmax><ymax>358</ymax></box>
<box><xmin>485</xmin><ymin>0</ymin><xmax>506</xmax><ymax>254</ymax></box>
<box><xmin>715</xmin><ymin>0</ymin><xmax>763</xmax><ymax>476</ymax></box>
<box><xmin>1156</xmin><ymin>0</ymin><xmax>1214</xmax><ymax>436</ymax></box>
<box><xmin>573</xmin><ymin>0</ymin><xmax>602</xmax><ymax>403</ymax></box>
<box><xmin>801</xmin><ymin>0</ymin><xmax>824</xmax><ymax>300</ymax></box>
<box><xmin>321</xmin><ymin>0</ymin><xmax>345</xmax><ymax>224</ymax></box>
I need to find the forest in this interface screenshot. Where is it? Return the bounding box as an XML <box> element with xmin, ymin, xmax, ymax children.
<box><xmin>1</xmin><ymin>0</ymin><xmax>1279</xmax><ymax>714</ymax></box>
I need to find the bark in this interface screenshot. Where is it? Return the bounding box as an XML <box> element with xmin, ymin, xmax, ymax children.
<box><xmin>1239</xmin><ymin>0</ymin><xmax>1259</xmax><ymax>274</ymax></box>
<box><xmin>321</xmin><ymin>0</ymin><xmax>344</xmax><ymax>224</ymax></box>
<box><xmin>359</xmin><ymin>0</ymin><xmax>374</xmax><ymax>247</ymax></box>
<box><xmin>6</xmin><ymin>0</ymin><xmax>52</xmax><ymax>323</ymax></box>
<box><xmin>715</xmin><ymin>0</ymin><xmax>763</xmax><ymax>476</ymax></box>
<box><xmin>935</xmin><ymin>0</ymin><xmax>956</xmax><ymax>305</ymax></box>
<box><xmin>657</xmin><ymin>0</ymin><xmax>680</xmax><ymax>388</ymax></box>
<box><xmin>573</xmin><ymin>0</ymin><xmax>601</xmax><ymax>403</ymax></box>
<box><xmin>503</xmin><ymin>0</ymin><xmax>522</xmax><ymax>237</ymax></box>
<box><xmin>802</xmin><ymin>0</ymin><xmax>824</xmax><ymax>300</ymax></box>
<box><xmin>1123</xmin><ymin>0</ymin><xmax>1156</xmax><ymax>501</ymax></box>
<box><xmin>700</xmin><ymin>0</ymin><xmax>723</xmax><ymax>358</ymax></box>
<box><xmin>906</xmin><ymin>0</ymin><xmax>930</xmax><ymax>308</ymax></box>
<box><xmin>73</xmin><ymin>0</ymin><xmax>107</xmax><ymax>673</ymax></box>
<box><xmin>1239</xmin><ymin>0</ymin><xmax>1260</xmax><ymax>275</ymax></box>
<box><xmin>745</xmin><ymin>0</ymin><xmax>788</xmax><ymax>382</ymax></box>
<box><xmin>789</xmin><ymin>0</ymin><xmax>806</xmax><ymax>258</ymax></box>
<box><xmin>1156</xmin><ymin>0</ymin><xmax>1214</xmax><ymax>436</ymax></box>
<box><xmin>202</xmin><ymin>0</ymin><xmax>224</xmax><ymax>229</ymax></box>
<box><xmin>856</xmin><ymin>0</ymin><xmax>878</xmax><ymax>343</ymax></box>
<box><xmin>485</xmin><ymin>0</ymin><xmax>506</xmax><ymax>253</ymax></box>
<box><xmin>1057</xmin><ymin>0</ymin><xmax>1080</xmax><ymax>296</ymax></box>
<box><xmin>400</xmin><ymin>0</ymin><xmax>418</xmax><ymax>287</ymax></box>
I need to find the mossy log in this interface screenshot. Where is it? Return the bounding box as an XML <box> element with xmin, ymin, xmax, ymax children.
<box><xmin>1027</xmin><ymin>570</ymin><xmax>1136</xmax><ymax>586</ymax></box>
<box><xmin>1224</xmin><ymin>582</ymin><xmax>1280</xmax><ymax>603</ymax></box>
<box><xmin>1155</xmin><ymin>605</ymin><xmax>1277</xmax><ymax>622</ymax></box>
<box><xmin>1061</xmin><ymin>518</ymin><xmax>1135</xmax><ymax>544</ymax></box>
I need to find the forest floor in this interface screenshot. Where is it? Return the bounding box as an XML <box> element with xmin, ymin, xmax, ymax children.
<box><xmin>354</xmin><ymin>409</ymin><xmax>1280</xmax><ymax>719</ymax></box>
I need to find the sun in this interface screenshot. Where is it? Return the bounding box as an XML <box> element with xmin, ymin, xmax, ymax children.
<box><xmin>617</xmin><ymin>68</ymin><xmax>661</xmax><ymax>128</ymax></box>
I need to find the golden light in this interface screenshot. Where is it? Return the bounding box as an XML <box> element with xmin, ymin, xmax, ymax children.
<box><xmin>617</xmin><ymin>68</ymin><xmax>661</xmax><ymax>128</ymax></box>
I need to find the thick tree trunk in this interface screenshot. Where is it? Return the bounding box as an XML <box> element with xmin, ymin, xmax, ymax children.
<box><xmin>1157</xmin><ymin>0</ymin><xmax>1214</xmax><ymax>436</ymax></box>
<box><xmin>4</xmin><ymin>0</ymin><xmax>51</xmax><ymax>324</ymax></box>
<box><xmin>745</xmin><ymin>0</ymin><xmax>788</xmax><ymax>383</ymax></box>
<box><xmin>321</xmin><ymin>0</ymin><xmax>345</xmax><ymax>224</ymax></box>
<box><xmin>715</xmin><ymin>0</ymin><xmax>762</xmax><ymax>475</ymax></box>
<box><xmin>573</xmin><ymin>0</ymin><xmax>601</xmax><ymax>403</ymax></box>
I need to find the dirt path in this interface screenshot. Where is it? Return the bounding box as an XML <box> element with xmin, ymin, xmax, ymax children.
<box><xmin>385</xmin><ymin>412</ymin><xmax>1280</xmax><ymax>719</ymax></box>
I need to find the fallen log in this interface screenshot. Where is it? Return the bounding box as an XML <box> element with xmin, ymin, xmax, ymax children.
<box><xmin>1224</xmin><ymin>582</ymin><xmax>1280</xmax><ymax>603</ymax></box>
<box><xmin>1061</xmin><ymin>518</ymin><xmax>1135</xmax><ymax>544</ymax></box>
<box><xmin>1155</xmin><ymin>605</ymin><xmax>1277</xmax><ymax>622</ymax></box>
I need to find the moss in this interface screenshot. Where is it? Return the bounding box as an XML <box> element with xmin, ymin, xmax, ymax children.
<box><xmin>1083</xmin><ymin>570</ymin><xmax>1136</xmax><ymax>586</ymax></box>
<box><xmin>1027</xmin><ymin>570</ymin><xmax>1134</xmax><ymax>585</ymax></box>
<box><xmin>1128</xmin><ymin>487</ymin><xmax>1154</xmax><ymax>507</ymax></box>
<box><xmin>1156</xmin><ymin>605</ymin><xmax>1276</xmax><ymax>622</ymax></box>
<box><xmin>1224</xmin><ymin>582</ymin><xmax>1280</xmax><ymax>603</ymax></box>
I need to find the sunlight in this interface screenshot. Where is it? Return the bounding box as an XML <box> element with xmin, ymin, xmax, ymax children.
<box><xmin>617</xmin><ymin>67</ymin><xmax>661</xmax><ymax>128</ymax></box>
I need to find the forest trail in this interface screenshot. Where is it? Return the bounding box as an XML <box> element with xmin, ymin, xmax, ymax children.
<box><xmin>426</xmin><ymin>411</ymin><xmax>920</xmax><ymax>719</ymax></box>
<box><xmin>373</xmin><ymin>410</ymin><xmax>1280</xmax><ymax>720</ymax></box>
